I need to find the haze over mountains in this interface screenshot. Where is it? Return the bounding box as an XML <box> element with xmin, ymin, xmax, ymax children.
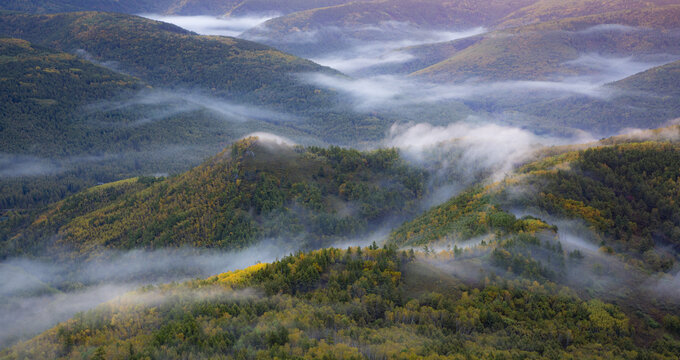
<box><xmin>2</xmin><ymin>0</ymin><xmax>680</xmax><ymax>358</ymax></box>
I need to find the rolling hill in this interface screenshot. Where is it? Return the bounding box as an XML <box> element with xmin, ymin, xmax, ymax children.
<box><xmin>0</xmin><ymin>0</ymin><xmax>357</xmax><ymax>16</ymax></box>
<box><xmin>0</xmin><ymin>38</ymin><xmax>143</xmax><ymax>156</ymax></box>
<box><xmin>0</xmin><ymin>11</ymin><xmax>397</xmax><ymax>145</ymax></box>
<box><xmin>410</xmin><ymin>5</ymin><xmax>680</xmax><ymax>82</ymax></box>
<box><xmin>0</xmin><ymin>137</ymin><xmax>427</xmax><ymax>260</ymax></box>
<box><xmin>0</xmin><ymin>12</ymin><xmax>334</xmax><ymax>106</ymax></box>
<box><xmin>242</xmin><ymin>0</ymin><xmax>537</xmax><ymax>57</ymax></box>
<box><xmin>495</xmin><ymin>0</ymin><xmax>680</xmax><ymax>28</ymax></box>
<box><xmin>516</xmin><ymin>59</ymin><xmax>680</xmax><ymax>134</ymax></box>
<box><xmin>0</xmin><ymin>11</ymin><xmax>398</xmax><ymax>212</ymax></box>
<box><xmin>0</xmin><ymin>34</ymin><xmax>316</xmax><ymax>211</ymax></box>
<box><xmin>390</xmin><ymin>130</ymin><xmax>680</xmax><ymax>272</ymax></box>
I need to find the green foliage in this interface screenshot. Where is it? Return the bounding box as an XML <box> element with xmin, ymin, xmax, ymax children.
<box><xmin>0</xmin><ymin>12</ymin><xmax>383</xmax><ymax>145</ymax></box>
<box><xmin>389</xmin><ymin>186</ymin><xmax>553</xmax><ymax>246</ymax></box>
<box><xmin>1</xmin><ymin>139</ymin><xmax>426</xmax><ymax>258</ymax></box>
<box><xmin>527</xmin><ymin>143</ymin><xmax>680</xmax><ymax>270</ymax></box>
<box><xmin>3</xmin><ymin>247</ymin><xmax>676</xmax><ymax>360</ymax></box>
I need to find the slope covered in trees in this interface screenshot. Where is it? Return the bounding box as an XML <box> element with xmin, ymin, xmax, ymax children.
<box><xmin>0</xmin><ymin>12</ymin><xmax>392</xmax><ymax>211</ymax></box>
<box><xmin>411</xmin><ymin>5</ymin><xmax>680</xmax><ymax>82</ymax></box>
<box><xmin>514</xmin><ymin>59</ymin><xmax>680</xmax><ymax>134</ymax></box>
<box><xmin>0</xmin><ymin>38</ymin><xmax>143</xmax><ymax>155</ymax></box>
<box><xmin>4</xmin><ymin>246</ymin><xmax>678</xmax><ymax>359</ymax></box>
<box><xmin>1</xmin><ymin>137</ymin><xmax>426</xmax><ymax>259</ymax></box>
<box><xmin>0</xmin><ymin>0</ymin><xmax>356</xmax><ymax>17</ymax></box>
<box><xmin>0</xmin><ymin>35</ymin><xmax>294</xmax><ymax>210</ymax></box>
<box><xmin>391</xmin><ymin>134</ymin><xmax>680</xmax><ymax>272</ymax></box>
<box><xmin>0</xmin><ymin>12</ymin><xmax>336</xmax><ymax>110</ymax></box>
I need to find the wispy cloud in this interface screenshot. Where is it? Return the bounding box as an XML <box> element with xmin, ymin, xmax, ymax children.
<box><xmin>0</xmin><ymin>243</ymin><xmax>293</xmax><ymax>348</ymax></box>
<box><xmin>385</xmin><ymin>121</ymin><xmax>594</xmax><ymax>183</ymax></box>
<box><xmin>88</xmin><ymin>89</ymin><xmax>297</xmax><ymax>126</ymax></box>
<box><xmin>0</xmin><ymin>154</ymin><xmax>61</xmax><ymax>178</ymax></box>
<box><xmin>140</xmin><ymin>14</ymin><xmax>277</xmax><ymax>37</ymax></box>
<box><xmin>576</xmin><ymin>24</ymin><xmax>639</xmax><ymax>35</ymax></box>
<box><xmin>303</xmin><ymin>53</ymin><xmax>675</xmax><ymax>111</ymax></box>
<box><xmin>305</xmin><ymin>24</ymin><xmax>486</xmax><ymax>74</ymax></box>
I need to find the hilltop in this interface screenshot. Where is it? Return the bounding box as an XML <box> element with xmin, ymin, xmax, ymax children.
<box><xmin>1</xmin><ymin>137</ymin><xmax>426</xmax><ymax>259</ymax></box>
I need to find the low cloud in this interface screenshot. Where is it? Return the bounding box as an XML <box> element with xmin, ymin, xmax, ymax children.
<box><xmin>74</xmin><ymin>49</ymin><xmax>123</xmax><ymax>73</ymax></box>
<box><xmin>89</xmin><ymin>89</ymin><xmax>296</xmax><ymax>126</ymax></box>
<box><xmin>576</xmin><ymin>24</ymin><xmax>640</xmax><ymax>35</ymax></box>
<box><xmin>0</xmin><ymin>154</ymin><xmax>61</xmax><ymax>178</ymax></box>
<box><xmin>140</xmin><ymin>14</ymin><xmax>277</xmax><ymax>37</ymax></box>
<box><xmin>381</xmin><ymin>120</ymin><xmax>595</xmax><ymax>208</ymax></box>
<box><xmin>302</xmin><ymin>52</ymin><xmax>675</xmax><ymax>111</ymax></box>
<box><xmin>386</xmin><ymin>121</ymin><xmax>593</xmax><ymax>181</ymax></box>
<box><xmin>244</xmin><ymin>132</ymin><xmax>296</xmax><ymax>146</ymax></box>
<box><xmin>303</xmin><ymin>73</ymin><xmax>614</xmax><ymax>111</ymax></box>
<box><xmin>306</xmin><ymin>24</ymin><xmax>486</xmax><ymax>74</ymax></box>
<box><xmin>563</xmin><ymin>53</ymin><xmax>675</xmax><ymax>83</ymax></box>
<box><xmin>0</xmin><ymin>243</ymin><xmax>294</xmax><ymax>348</ymax></box>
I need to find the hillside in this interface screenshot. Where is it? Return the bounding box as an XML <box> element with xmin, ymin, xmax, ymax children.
<box><xmin>1</xmin><ymin>137</ymin><xmax>426</xmax><ymax>259</ymax></box>
<box><xmin>516</xmin><ymin>59</ymin><xmax>680</xmax><ymax>134</ymax></box>
<box><xmin>0</xmin><ymin>12</ymin><xmax>397</xmax><ymax>144</ymax></box>
<box><xmin>0</xmin><ymin>0</ymin><xmax>175</xmax><ymax>14</ymax></box>
<box><xmin>0</xmin><ymin>35</ymin><xmax>309</xmax><ymax>211</ymax></box>
<box><xmin>242</xmin><ymin>0</ymin><xmax>537</xmax><ymax>57</ymax></box>
<box><xmin>0</xmin><ymin>12</ymin><xmax>396</xmax><ymax>211</ymax></box>
<box><xmin>0</xmin><ymin>0</ymin><xmax>356</xmax><ymax>16</ymax></box>
<box><xmin>0</xmin><ymin>38</ymin><xmax>143</xmax><ymax>156</ymax></box>
<box><xmin>612</xmin><ymin>59</ymin><xmax>680</xmax><ymax>95</ymax></box>
<box><xmin>172</xmin><ymin>0</ymin><xmax>356</xmax><ymax>17</ymax></box>
<box><xmin>3</xmin><ymin>246</ymin><xmax>679</xmax><ymax>359</ymax></box>
<box><xmin>0</xmin><ymin>12</ymin><xmax>334</xmax><ymax>105</ymax></box>
<box><xmin>391</xmin><ymin>134</ymin><xmax>680</xmax><ymax>272</ymax></box>
<box><xmin>0</xmin><ymin>37</ymin><xmax>224</xmax><ymax>209</ymax></box>
<box><xmin>496</xmin><ymin>0</ymin><xmax>680</xmax><ymax>28</ymax></box>
<box><xmin>411</xmin><ymin>5</ymin><xmax>680</xmax><ymax>82</ymax></box>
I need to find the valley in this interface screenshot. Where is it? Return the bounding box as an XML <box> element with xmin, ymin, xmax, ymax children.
<box><xmin>1</xmin><ymin>0</ymin><xmax>680</xmax><ymax>358</ymax></box>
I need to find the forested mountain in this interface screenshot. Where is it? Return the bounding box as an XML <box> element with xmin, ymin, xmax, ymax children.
<box><xmin>0</xmin><ymin>11</ymin><xmax>398</xmax><ymax>144</ymax></box>
<box><xmin>0</xmin><ymin>137</ymin><xmax>426</xmax><ymax>260</ymax></box>
<box><xmin>0</xmin><ymin>33</ymin><xmax>305</xmax><ymax>210</ymax></box>
<box><xmin>0</xmin><ymin>38</ymin><xmax>143</xmax><ymax>156</ymax></box>
<box><xmin>410</xmin><ymin>5</ymin><xmax>680</xmax><ymax>82</ymax></box>
<box><xmin>245</xmin><ymin>0</ymin><xmax>535</xmax><ymax>40</ymax></box>
<box><xmin>515</xmin><ymin>59</ymin><xmax>680</xmax><ymax>134</ymax></box>
<box><xmin>392</xmin><ymin>132</ymin><xmax>680</xmax><ymax>272</ymax></box>
<box><xmin>0</xmin><ymin>0</ymin><xmax>357</xmax><ymax>17</ymax></box>
<box><xmin>3</xmin><ymin>246</ymin><xmax>679</xmax><ymax>360</ymax></box>
<box><xmin>0</xmin><ymin>12</ymin><xmax>334</xmax><ymax>109</ymax></box>
<box><xmin>495</xmin><ymin>0</ymin><xmax>680</xmax><ymax>28</ymax></box>
<box><xmin>0</xmin><ymin>11</ymin><xmax>389</xmax><ymax>211</ymax></box>
<box><xmin>3</xmin><ymin>0</ymin><xmax>680</xmax><ymax>357</ymax></box>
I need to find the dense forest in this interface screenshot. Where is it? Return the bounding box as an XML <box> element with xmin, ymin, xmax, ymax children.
<box><xmin>0</xmin><ymin>11</ymin><xmax>398</xmax><ymax>212</ymax></box>
<box><xmin>2</xmin><ymin>0</ymin><xmax>680</xmax><ymax>357</ymax></box>
<box><xmin>0</xmin><ymin>12</ymin><xmax>386</xmax><ymax>145</ymax></box>
<box><xmin>392</xmin><ymin>138</ymin><xmax>680</xmax><ymax>272</ymax></box>
<box><xmin>0</xmin><ymin>137</ymin><xmax>427</xmax><ymax>259</ymax></box>
<box><xmin>4</xmin><ymin>246</ymin><xmax>679</xmax><ymax>360</ymax></box>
